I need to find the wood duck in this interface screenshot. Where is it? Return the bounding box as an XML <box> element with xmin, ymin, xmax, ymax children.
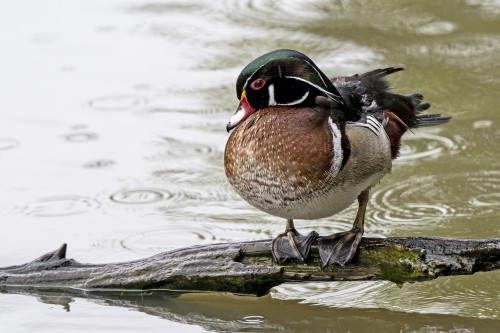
<box><xmin>224</xmin><ymin>49</ymin><xmax>450</xmax><ymax>266</ymax></box>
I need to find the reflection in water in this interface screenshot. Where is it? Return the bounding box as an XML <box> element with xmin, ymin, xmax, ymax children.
<box><xmin>274</xmin><ymin>271</ymin><xmax>500</xmax><ymax>320</ymax></box>
<box><xmin>1</xmin><ymin>287</ymin><xmax>499</xmax><ymax>333</ymax></box>
<box><xmin>273</xmin><ymin>280</ymin><xmax>390</xmax><ymax>308</ymax></box>
<box><xmin>36</xmin><ymin>295</ymin><xmax>73</xmax><ymax>312</ymax></box>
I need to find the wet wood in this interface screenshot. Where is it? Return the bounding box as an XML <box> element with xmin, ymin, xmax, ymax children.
<box><xmin>1</xmin><ymin>237</ymin><xmax>499</xmax><ymax>296</ymax></box>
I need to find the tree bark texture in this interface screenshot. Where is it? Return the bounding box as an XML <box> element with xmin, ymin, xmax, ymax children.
<box><xmin>1</xmin><ymin>237</ymin><xmax>499</xmax><ymax>296</ymax></box>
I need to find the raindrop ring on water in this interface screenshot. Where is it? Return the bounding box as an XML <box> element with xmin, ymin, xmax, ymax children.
<box><xmin>119</xmin><ymin>226</ymin><xmax>218</xmax><ymax>252</ymax></box>
<box><xmin>237</xmin><ymin>315</ymin><xmax>266</xmax><ymax>325</ymax></box>
<box><xmin>83</xmin><ymin>159</ymin><xmax>116</xmax><ymax>168</ymax></box>
<box><xmin>397</xmin><ymin>132</ymin><xmax>459</xmax><ymax>163</ymax></box>
<box><xmin>369</xmin><ymin>176</ymin><xmax>455</xmax><ymax>226</ymax></box>
<box><xmin>87</xmin><ymin>95</ymin><xmax>147</xmax><ymax>111</ymax></box>
<box><xmin>0</xmin><ymin>138</ymin><xmax>20</xmax><ymax>151</ymax></box>
<box><xmin>110</xmin><ymin>188</ymin><xmax>171</xmax><ymax>205</ymax></box>
<box><xmin>21</xmin><ymin>195</ymin><xmax>101</xmax><ymax>217</ymax></box>
<box><xmin>467</xmin><ymin>171</ymin><xmax>500</xmax><ymax>209</ymax></box>
<box><xmin>62</xmin><ymin>132</ymin><xmax>98</xmax><ymax>143</ymax></box>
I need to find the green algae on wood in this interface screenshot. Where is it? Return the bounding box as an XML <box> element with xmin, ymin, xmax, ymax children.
<box><xmin>361</xmin><ymin>242</ymin><xmax>431</xmax><ymax>285</ymax></box>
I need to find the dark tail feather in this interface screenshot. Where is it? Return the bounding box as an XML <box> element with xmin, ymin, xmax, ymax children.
<box><xmin>417</xmin><ymin>114</ymin><xmax>452</xmax><ymax>127</ymax></box>
<box><xmin>402</xmin><ymin>93</ymin><xmax>450</xmax><ymax>128</ymax></box>
<box><xmin>359</xmin><ymin>68</ymin><xmax>451</xmax><ymax>157</ymax></box>
<box><xmin>382</xmin><ymin>91</ymin><xmax>450</xmax><ymax>158</ymax></box>
<box><xmin>333</xmin><ymin>67</ymin><xmax>451</xmax><ymax>158</ymax></box>
<box><xmin>362</xmin><ymin>67</ymin><xmax>404</xmax><ymax>80</ymax></box>
<box><xmin>376</xmin><ymin>85</ymin><xmax>451</xmax><ymax>129</ymax></box>
<box><xmin>407</xmin><ymin>94</ymin><xmax>430</xmax><ymax>114</ymax></box>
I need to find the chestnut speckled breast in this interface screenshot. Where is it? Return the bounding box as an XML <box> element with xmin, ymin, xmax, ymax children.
<box><xmin>224</xmin><ymin>105</ymin><xmax>392</xmax><ymax>220</ymax></box>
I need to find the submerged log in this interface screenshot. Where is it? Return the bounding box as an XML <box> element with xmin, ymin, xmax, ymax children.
<box><xmin>1</xmin><ymin>237</ymin><xmax>499</xmax><ymax>296</ymax></box>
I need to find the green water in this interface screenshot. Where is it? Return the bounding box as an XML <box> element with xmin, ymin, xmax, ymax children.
<box><xmin>0</xmin><ymin>0</ymin><xmax>499</xmax><ymax>332</ymax></box>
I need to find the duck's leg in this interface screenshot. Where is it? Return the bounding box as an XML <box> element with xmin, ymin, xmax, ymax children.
<box><xmin>272</xmin><ymin>219</ymin><xmax>318</xmax><ymax>264</ymax></box>
<box><xmin>318</xmin><ymin>188</ymin><xmax>370</xmax><ymax>267</ymax></box>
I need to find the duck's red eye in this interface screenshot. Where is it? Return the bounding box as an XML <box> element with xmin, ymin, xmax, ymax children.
<box><xmin>251</xmin><ymin>79</ymin><xmax>266</xmax><ymax>90</ymax></box>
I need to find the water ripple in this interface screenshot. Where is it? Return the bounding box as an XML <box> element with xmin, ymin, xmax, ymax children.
<box><xmin>154</xmin><ymin>136</ymin><xmax>217</xmax><ymax>157</ymax></box>
<box><xmin>18</xmin><ymin>195</ymin><xmax>101</xmax><ymax>217</ymax></box>
<box><xmin>473</xmin><ymin>120</ymin><xmax>493</xmax><ymax>129</ymax></box>
<box><xmin>467</xmin><ymin>170</ymin><xmax>500</xmax><ymax>210</ymax></box>
<box><xmin>237</xmin><ymin>315</ymin><xmax>266</xmax><ymax>325</ymax></box>
<box><xmin>272</xmin><ymin>271</ymin><xmax>500</xmax><ymax>319</ymax></box>
<box><xmin>0</xmin><ymin>138</ymin><xmax>20</xmax><ymax>151</ymax></box>
<box><xmin>119</xmin><ymin>222</ymin><xmax>266</xmax><ymax>252</ymax></box>
<box><xmin>433</xmin><ymin>35</ymin><xmax>500</xmax><ymax>57</ymax></box>
<box><xmin>83</xmin><ymin>159</ymin><xmax>116</xmax><ymax>169</ymax></box>
<box><xmin>370</xmin><ymin>170</ymin><xmax>500</xmax><ymax>230</ymax></box>
<box><xmin>397</xmin><ymin>131</ymin><xmax>460</xmax><ymax>163</ymax></box>
<box><xmin>370</xmin><ymin>176</ymin><xmax>456</xmax><ymax>227</ymax></box>
<box><xmin>87</xmin><ymin>94</ymin><xmax>147</xmax><ymax>111</ymax></box>
<box><xmin>416</xmin><ymin>21</ymin><xmax>457</xmax><ymax>35</ymax></box>
<box><xmin>62</xmin><ymin>132</ymin><xmax>98</xmax><ymax>143</ymax></box>
<box><xmin>221</xmin><ymin>0</ymin><xmax>328</xmax><ymax>28</ymax></box>
<box><xmin>413</xmin><ymin>35</ymin><xmax>500</xmax><ymax>73</ymax></box>
<box><xmin>110</xmin><ymin>188</ymin><xmax>171</xmax><ymax>205</ymax></box>
<box><xmin>272</xmin><ymin>281</ymin><xmax>391</xmax><ymax>309</ymax></box>
<box><xmin>120</xmin><ymin>227</ymin><xmax>215</xmax><ymax>252</ymax></box>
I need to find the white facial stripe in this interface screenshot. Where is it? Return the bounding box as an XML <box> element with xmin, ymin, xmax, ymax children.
<box><xmin>285</xmin><ymin>76</ymin><xmax>343</xmax><ymax>104</ymax></box>
<box><xmin>277</xmin><ymin>90</ymin><xmax>310</xmax><ymax>106</ymax></box>
<box><xmin>243</xmin><ymin>63</ymin><xmax>267</xmax><ymax>91</ymax></box>
<box><xmin>303</xmin><ymin>59</ymin><xmax>328</xmax><ymax>87</ymax></box>
<box><xmin>268</xmin><ymin>84</ymin><xmax>277</xmax><ymax>106</ymax></box>
<box><xmin>243</xmin><ymin>55</ymin><xmax>335</xmax><ymax>95</ymax></box>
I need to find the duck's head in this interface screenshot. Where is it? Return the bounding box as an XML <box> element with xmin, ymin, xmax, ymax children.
<box><xmin>226</xmin><ymin>49</ymin><xmax>343</xmax><ymax>132</ymax></box>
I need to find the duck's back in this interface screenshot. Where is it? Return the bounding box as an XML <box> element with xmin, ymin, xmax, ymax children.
<box><xmin>333</xmin><ymin>67</ymin><xmax>451</xmax><ymax>158</ymax></box>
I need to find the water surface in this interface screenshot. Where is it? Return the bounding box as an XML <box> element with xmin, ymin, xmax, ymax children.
<box><xmin>0</xmin><ymin>0</ymin><xmax>499</xmax><ymax>332</ymax></box>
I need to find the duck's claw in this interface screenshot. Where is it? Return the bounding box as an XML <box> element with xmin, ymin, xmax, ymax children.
<box><xmin>317</xmin><ymin>228</ymin><xmax>363</xmax><ymax>267</ymax></box>
<box><xmin>272</xmin><ymin>229</ymin><xmax>319</xmax><ymax>264</ymax></box>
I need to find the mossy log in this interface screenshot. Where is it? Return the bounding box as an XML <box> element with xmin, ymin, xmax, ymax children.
<box><xmin>1</xmin><ymin>237</ymin><xmax>499</xmax><ymax>296</ymax></box>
